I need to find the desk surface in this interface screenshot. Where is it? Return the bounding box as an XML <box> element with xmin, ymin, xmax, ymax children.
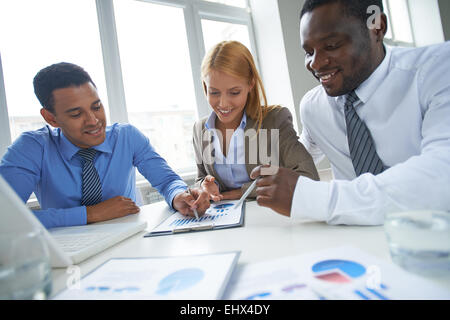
<box><xmin>51</xmin><ymin>200</ymin><xmax>450</xmax><ymax>297</ymax></box>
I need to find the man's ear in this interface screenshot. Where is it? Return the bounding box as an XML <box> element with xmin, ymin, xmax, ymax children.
<box><xmin>40</xmin><ymin>108</ymin><xmax>59</xmax><ymax>128</ymax></box>
<box><xmin>375</xmin><ymin>13</ymin><xmax>388</xmax><ymax>42</ymax></box>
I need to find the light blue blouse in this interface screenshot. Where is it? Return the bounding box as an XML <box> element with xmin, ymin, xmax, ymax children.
<box><xmin>205</xmin><ymin>111</ymin><xmax>250</xmax><ymax>189</ymax></box>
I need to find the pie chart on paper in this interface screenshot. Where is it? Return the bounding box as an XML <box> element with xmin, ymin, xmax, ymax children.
<box><xmin>312</xmin><ymin>260</ymin><xmax>366</xmax><ymax>283</ymax></box>
<box><xmin>156</xmin><ymin>268</ymin><xmax>205</xmax><ymax>295</ymax></box>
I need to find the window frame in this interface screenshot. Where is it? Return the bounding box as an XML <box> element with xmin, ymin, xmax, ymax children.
<box><xmin>0</xmin><ymin>53</ymin><xmax>12</xmax><ymax>159</ymax></box>
<box><xmin>97</xmin><ymin>0</ymin><xmax>256</xmax><ymax>123</ymax></box>
<box><xmin>383</xmin><ymin>0</ymin><xmax>416</xmax><ymax>47</ymax></box>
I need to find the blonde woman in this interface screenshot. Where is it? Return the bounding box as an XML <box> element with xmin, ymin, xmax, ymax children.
<box><xmin>193</xmin><ymin>41</ymin><xmax>319</xmax><ymax>201</ymax></box>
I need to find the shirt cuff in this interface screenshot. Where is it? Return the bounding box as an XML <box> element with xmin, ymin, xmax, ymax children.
<box><xmin>167</xmin><ymin>186</ymin><xmax>188</xmax><ymax>212</ymax></box>
<box><xmin>67</xmin><ymin>206</ymin><xmax>88</xmax><ymax>226</ymax></box>
<box><xmin>33</xmin><ymin>206</ymin><xmax>87</xmax><ymax>229</ymax></box>
<box><xmin>290</xmin><ymin>176</ymin><xmax>330</xmax><ymax>222</ymax></box>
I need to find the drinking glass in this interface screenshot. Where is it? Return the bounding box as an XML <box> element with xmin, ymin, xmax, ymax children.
<box><xmin>384</xmin><ymin>210</ymin><xmax>450</xmax><ymax>277</ymax></box>
<box><xmin>0</xmin><ymin>230</ymin><xmax>52</xmax><ymax>299</ymax></box>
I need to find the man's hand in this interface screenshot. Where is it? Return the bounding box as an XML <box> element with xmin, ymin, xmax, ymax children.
<box><xmin>221</xmin><ymin>189</ymin><xmax>242</xmax><ymax>200</ymax></box>
<box><xmin>173</xmin><ymin>187</ymin><xmax>210</xmax><ymax>217</ymax></box>
<box><xmin>201</xmin><ymin>175</ymin><xmax>223</xmax><ymax>202</ymax></box>
<box><xmin>86</xmin><ymin>196</ymin><xmax>140</xmax><ymax>224</ymax></box>
<box><xmin>250</xmin><ymin>165</ymin><xmax>300</xmax><ymax>217</ymax></box>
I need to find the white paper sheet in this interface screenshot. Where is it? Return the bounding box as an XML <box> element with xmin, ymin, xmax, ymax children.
<box><xmin>223</xmin><ymin>259</ymin><xmax>324</xmax><ymax>300</ymax></box>
<box><xmin>224</xmin><ymin>246</ymin><xmax>450</xmax><ymax>300</ymax></box>
<box><xmin>54</xmin><ymin>252</ymin><xmax>239</xmax><ymax>300</ymax></box>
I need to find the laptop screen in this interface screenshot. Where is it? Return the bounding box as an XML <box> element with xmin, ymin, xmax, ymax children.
<box><xmin>0</xmin><ymin>175</ymin><xmax>72</xmax><ymax>267</ymax></box>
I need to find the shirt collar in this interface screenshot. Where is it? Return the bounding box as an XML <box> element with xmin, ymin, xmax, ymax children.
<box><xmin>355</xmin><ymin>45</ymin><xmax>392</xmax><ymax>104</ymax></box>
<box><xmin>205</xmin><ymin>110</ymin><xmax>247</xmax><ymax>130</ymax></box>
<box><xmin>58</xmin><ymin>126</ymin><xmax>113</xmax><ymax>161</ymax></box>
<box><xmin>335</xmin><ymin>45</ymin><xmax>392</xmax><ymax>106</ymax></box>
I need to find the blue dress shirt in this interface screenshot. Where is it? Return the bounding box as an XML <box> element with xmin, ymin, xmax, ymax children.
<box><xmin>205</xmin><ymin>111</ymin><xmax>250</xmax><ymax>189</ymax></box>
<box><xmin>0</xmin><ymin>123</ymin><xmax>187</xmax><ymax>229</ymax></box>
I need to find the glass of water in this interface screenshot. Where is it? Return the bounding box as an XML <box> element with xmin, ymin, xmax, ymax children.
<box><xmin>0</xmin><ymin>230</ymin><xmax>52</xmax><ymax>300</ymax></box>
<box><xmin>384</xmin><ymin>210</ymin><xmax>450</xmax><ymax>277</ymax></box>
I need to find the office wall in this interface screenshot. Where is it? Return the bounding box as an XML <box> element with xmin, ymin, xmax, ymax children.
<box><xmin>249</xmin><ymin>0</ymin><xmax>297</xmax><ymax>131</ymax></box>
<box><xmin>249</xmin><ymin>0</ymin><xmax>319</xmax><ymax>134</ymax></box>
<box><xmin>438</xmin><ymin>0</ymin><xmax>450</xmax><ymax>41</ymax></box>
<box><xmin>408</xmin><ymin>0</ymin><xmax>445</xmax><ymax>46</ymax></box>
<box><xmin>276</xmin><ymin>0</ymin><xmax>319</xmax><ymax>133</ymax></box>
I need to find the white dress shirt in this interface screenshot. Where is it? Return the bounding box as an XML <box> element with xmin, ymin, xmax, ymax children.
<box><xmin>294</xmin><ymin>42</ymin><xmax>450</xmax><ymax>225</ymax></box>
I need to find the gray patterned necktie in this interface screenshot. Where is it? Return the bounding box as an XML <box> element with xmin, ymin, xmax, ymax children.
<box><xmin>77</xmin><ymin>148</ymin><xmax>102</xmax><ymax>206</ymax></box>
<box><xmin>344</xmin><ymin>91</ymin><xmax>385</xmax><ymax>176</ymax></box>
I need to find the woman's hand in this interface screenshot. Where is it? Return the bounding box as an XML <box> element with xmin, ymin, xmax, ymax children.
<box><xmin>201</xmin><ymin>175</ymin><xmax>223</xmax><ymax>202</ymax></box>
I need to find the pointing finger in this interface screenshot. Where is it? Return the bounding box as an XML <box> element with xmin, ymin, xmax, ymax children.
<box><xmin>250</xmin><ymin>165</ymin><xmax>262</xmax><ymax>179</ymax></box>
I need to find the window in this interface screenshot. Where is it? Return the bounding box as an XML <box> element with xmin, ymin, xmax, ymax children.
<box><xmin>203</xmin><ymin>0</ymin><xmax>247</xmax><ymax>8</ymax></box>
<box><xmin>201</xmin><ymin>19</ymin><xmax>252</xmax><ymax>53</ymax></box>
<box><xmin>0</xmin><ymin>0</ymin><xmax>110</xmax><ymax>143</ymax></box>
<box><xmin>0</xmin><ymin>0</ymin><xmax>257</xmax><ymax>177</ymax></box>
<box><xmin>114</xmin><ymin>0</ymin><xmax>197</xmax><ymax>172</ymax></box>
<box><xmin>383</xmin><ymin>0</ymin><xmax>415</xmax><ymax>46</ymax></box>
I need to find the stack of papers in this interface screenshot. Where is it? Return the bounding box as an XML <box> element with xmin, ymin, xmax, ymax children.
<box><xmin>223</xmin><ymin>246</ymin><xmax>450</xmax><ymax>300</ymax></box>
<box><xmin>54</xmin><ymin>245</ymin><xmax>450</xmax><ymax>300</ymax></box>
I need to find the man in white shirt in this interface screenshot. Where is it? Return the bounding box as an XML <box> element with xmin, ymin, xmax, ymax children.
<box><xmin>250</xmin><ymin>0</ymin><xmax>450</xmax><ymax>225</ymax></box>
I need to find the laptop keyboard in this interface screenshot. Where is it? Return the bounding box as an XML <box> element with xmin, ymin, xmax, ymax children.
<box><xmin>53</xmin><ymin>232</ymin><xmax>111</xmax><ymax>253</ymax></box>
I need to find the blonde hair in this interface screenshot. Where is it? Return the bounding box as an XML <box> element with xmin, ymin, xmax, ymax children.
<box><xmin>201</xmin><ymin>41</ymin><xmax>277</xmax><ymax>131</ymax></box>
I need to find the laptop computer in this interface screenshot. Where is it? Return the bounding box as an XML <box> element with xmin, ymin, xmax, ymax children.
<box><xmin>0</xmin><ymin>175</ymin><xmax>147</xmax><ymax>268</ymax></box>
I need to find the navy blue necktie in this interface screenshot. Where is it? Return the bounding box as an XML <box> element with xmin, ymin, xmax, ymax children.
<box><xmin>77</xmin><ymin>148</ymin><xmax>102</xmax><ymax>206</ymax></box>
<box><xmin>344</xmin><ymin>91</ymin><xmax>385</xmax><ymax>176</ymax></box>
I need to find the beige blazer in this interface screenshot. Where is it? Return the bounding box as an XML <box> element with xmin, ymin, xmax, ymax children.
<box><xmin>192</xmin><ymin>106</ymin><xmax>319</xmax><ymax>197</ymax></box>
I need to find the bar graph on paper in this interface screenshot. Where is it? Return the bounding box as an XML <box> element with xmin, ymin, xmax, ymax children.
<box><xmin>170</xmin><ymin>212</ymin><xmax>228</xmax><ymax>227</ymax></box>
<box><xmin>151</xmin><ymin>200</ymin><xmax>243</xmax><ymax>234</ymax></box>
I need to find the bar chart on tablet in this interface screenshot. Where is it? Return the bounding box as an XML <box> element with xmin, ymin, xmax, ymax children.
<box><xmin>148</xmin><ymin>200</ymin><xmax>244</xmax><ymax>235</ymax></box>
<box><xmin>168</xmin><ymin>202</ymin><xmax>234</xmax><ymax>227</ymax></box>
<box><xmin>169</xmin><ymin>210</ymin><xmax>229</xmax><ymax>227</ymax></box>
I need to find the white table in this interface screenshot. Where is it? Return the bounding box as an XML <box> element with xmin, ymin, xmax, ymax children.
<box><xmin>50</xmin><ymin>200</ymin><xmax>450</xmax><ymax>298</ymax></box>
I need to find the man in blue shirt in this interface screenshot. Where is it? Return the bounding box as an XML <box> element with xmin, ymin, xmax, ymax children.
<box><xmin>0</xmin><ymin>62</ymin><xmax>209</xmax><ymax>229</ymax></box>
